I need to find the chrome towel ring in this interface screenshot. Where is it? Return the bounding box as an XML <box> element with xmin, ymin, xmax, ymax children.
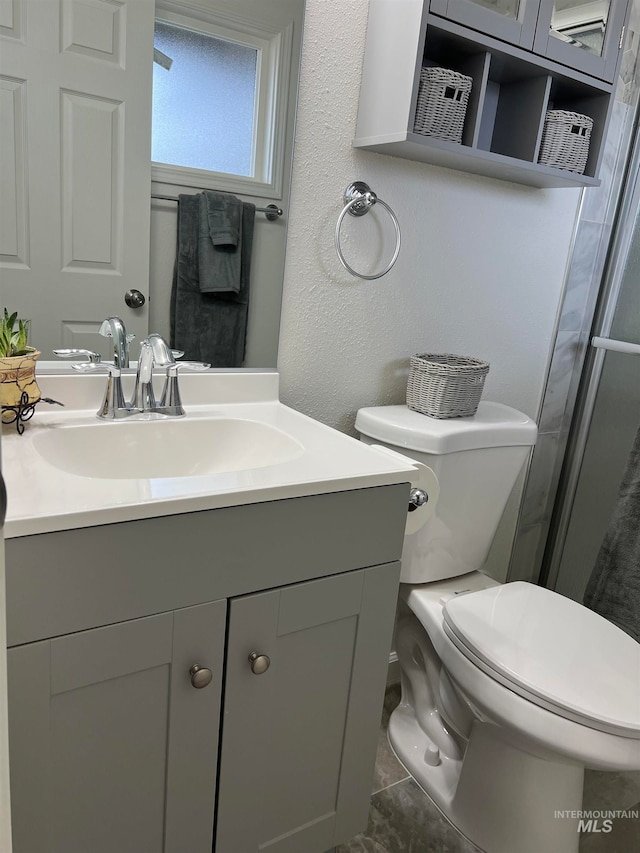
<box><xmin>335</xmin><ymin>182</ymin><xmax>401</xmax><ymax>280</ymax></box>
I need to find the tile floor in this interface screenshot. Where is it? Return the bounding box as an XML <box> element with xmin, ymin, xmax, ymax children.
<box><xmin>336</xmin><ymin>685</ymin><xmax>640</xmax><ymax>853</ymax></box>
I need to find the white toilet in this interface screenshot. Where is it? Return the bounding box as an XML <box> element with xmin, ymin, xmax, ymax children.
<box><xmin>356</xmin><ymin>402</ymin><xmax>640</xmax><ymax>853</ymax></box>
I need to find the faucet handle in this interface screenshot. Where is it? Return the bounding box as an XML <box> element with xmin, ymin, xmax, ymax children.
<box><xmin>72</xmin><ymin>362</ymin><xmax>121</xmax><ymax>377</ymax></box>
<box><xmin>53</xmin><ymin>348</ymin><xmax>102</xmax><ymax>363</ymax></box>
<box><xmin>166</xmin><ymin>361</ymin><xmax>210</xmax><ymax>377</ymax></box>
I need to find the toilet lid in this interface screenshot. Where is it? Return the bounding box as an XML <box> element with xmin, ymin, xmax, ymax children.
<box><xmin>442</xmin><ymin>582</ymin><xmax>640</xmax><ymax>738</ymax></box>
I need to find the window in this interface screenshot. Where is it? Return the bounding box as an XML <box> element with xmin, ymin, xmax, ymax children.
<box><xmin>153</xmin><ymin>21</ymin><xmax>258</xmax><ymax>176</ymax></box>
<box><xmin>151</xmin><ymin>2</ymin><xmax>294</xmax><ymax>198</ymax></box>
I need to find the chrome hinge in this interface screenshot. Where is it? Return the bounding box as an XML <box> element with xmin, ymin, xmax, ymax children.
<box><xmin>619</xmin><ymin>25</ymin><xmax>625</xmax><ymax>50</ymax></box>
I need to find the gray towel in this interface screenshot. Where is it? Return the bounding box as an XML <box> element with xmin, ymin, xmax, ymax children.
<box><xmin>584</xmin><ymin>424</ymin><xmax>640</xmax><ymax>643</ymax></box>
<box><xmin>170</xmin><ymin>192</ymin><xmax>255</xmax><ymax>367</ymax></box>
<box><xmin>198</xmin><ymin>191</ymin><xmax>243</xmax><ymax>294</ymax></box>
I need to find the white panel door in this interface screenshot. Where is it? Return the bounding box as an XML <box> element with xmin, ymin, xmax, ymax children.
<box><xmin>0</xmin><ymin>0</ymin><xmax>154</xmax><ymax>360</ymax></box>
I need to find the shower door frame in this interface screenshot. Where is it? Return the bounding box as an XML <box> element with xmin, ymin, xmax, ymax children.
<box><xmin>543</xmin><ymin>115</ymin><xmax>640</xmax><ymax>590</ymax></box>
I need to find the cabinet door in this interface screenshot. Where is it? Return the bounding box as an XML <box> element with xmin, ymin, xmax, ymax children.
<box><xmin>215</xmin><ymin>563</ymin><xmax>400</xmax><ymax>853</ymax></box>
<box><xmin>533</xmin><ymin>0</ymin><xmax>629</xmax><ymax>81</ymax></box>
<box><xmin>8</xmin><ymin>600</ymin><xmax>226</xmax><ymax>853</ymax></box>
<box><xmin>431</xmin><ymin>0</ymin><xmax>539</xmax><ymax>48</ymax></box>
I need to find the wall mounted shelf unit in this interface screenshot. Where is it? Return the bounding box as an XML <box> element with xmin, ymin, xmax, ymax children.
<box><xmin>354</xmin><ymin>2</ymin><xmax>627</xmax><ymax>189</ymax></box>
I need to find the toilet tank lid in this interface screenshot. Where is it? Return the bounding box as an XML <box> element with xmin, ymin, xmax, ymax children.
<box><xmin>355</xmin><ymin>403</ymin><xmax>537</xmax><ymax>454</ymax></box>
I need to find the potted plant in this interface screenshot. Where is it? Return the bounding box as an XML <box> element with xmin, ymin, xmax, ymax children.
<box><xmin>0</xmin><ymin>309</ymin><xmax>41</xmax><ymax>419</ymax></box>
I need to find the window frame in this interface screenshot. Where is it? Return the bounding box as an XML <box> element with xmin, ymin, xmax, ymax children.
<box><xmin>152</xmin><ymin>0</ymin><xmax>294</xmax><ymax>200</ymax></box>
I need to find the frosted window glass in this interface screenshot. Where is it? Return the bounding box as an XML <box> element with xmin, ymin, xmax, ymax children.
<box><xmin>153</xmin><ymin>21</ymin><xmax>257</xmax><ymax>176</ymax></box>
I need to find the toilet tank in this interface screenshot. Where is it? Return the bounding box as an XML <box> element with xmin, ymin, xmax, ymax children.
<box><xmin>356</xmin><ymin>402</ymin><xmax>537</xmax><ymax>583</ymax></box>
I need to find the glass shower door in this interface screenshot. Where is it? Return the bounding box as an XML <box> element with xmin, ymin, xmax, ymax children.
<box><xmin>547</xmin><ymin>150</ymin><xmax>640</xmax><ymax>604</ymax></box>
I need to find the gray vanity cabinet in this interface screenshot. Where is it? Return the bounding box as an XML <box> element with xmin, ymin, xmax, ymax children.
<box><xmin>7</xmin><ymin>600</ymin><xmax>227</xmax><ymax>853</ymax></box>
<box><xmin>5</xmin><ymin>485</ymin><xmax>408</xmax><ymax>853</ymax></box>
<box><xmin>215</xmin><ymin>564</ymin><xmax>400</xmax><ymax>853</ymax></box>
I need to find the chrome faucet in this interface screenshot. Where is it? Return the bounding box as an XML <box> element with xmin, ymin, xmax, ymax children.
<box><xmin>132</xmin><ymin>334</ymin><xmax>209</xmax><ymax>417</ymax></box>
<box><xmin>99</xmin><ymin>316</ymin><xmax>132</xmax><ymax>369</ymax></box>
<box><xmin>130</xmin><ymin>334</ymin><xmax>176</xmax><ymax>412</ymax></box>
<box><xmin>53</xmin><ymin>315</ymin><xmax>133</xmax><ymax>419</ymax></box>
<box><xmin>54</xmin><ymin>322</ymin><xmax>208</xmax><ymax>419</ymax></box>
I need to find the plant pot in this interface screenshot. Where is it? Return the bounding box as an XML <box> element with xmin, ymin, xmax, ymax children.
<box><xmin>0</xmin><ymin>348</ymin><xmax>41</xmax><ymax>422</ymax></box>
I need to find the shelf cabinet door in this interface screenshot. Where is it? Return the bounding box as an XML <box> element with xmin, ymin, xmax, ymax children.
<box><xmin>533</xmin><ymin>0</ymin><xmax>629</xmax><ymax>82</ymax></box>
<box><xmin>431</xmin><ymin>0</ymin><xmax>540</xmax><ymax>48</ymax></box>
<box><xmin>7</xmin><ymin>600</ymin><xmax>226</xmax><ymax>853</ymax></box>
<box><xmin>215</xmin><ymin>563</ymin><xmax>401</xmax><ymax>853</ymax></box>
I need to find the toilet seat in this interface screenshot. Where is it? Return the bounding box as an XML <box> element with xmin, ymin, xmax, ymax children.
<box><xmin>442</xmin><ymin>582</ymin><xmax>640</xmax><ymax>739</ymax></box>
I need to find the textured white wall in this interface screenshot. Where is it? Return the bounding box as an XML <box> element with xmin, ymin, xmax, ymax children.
<box><xmin>277</xmin><ymin>0</ymin><xmax>582</xmax><ymax>438</ymax></box>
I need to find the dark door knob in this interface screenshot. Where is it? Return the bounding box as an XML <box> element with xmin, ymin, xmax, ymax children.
<box><xmin>124</xmin><ymin>289</ymin><xmax>146</xmax><ymax>309</ymax></box>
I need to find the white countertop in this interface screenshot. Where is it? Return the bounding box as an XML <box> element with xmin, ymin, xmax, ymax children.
<box><xmin>3</xmin><ymin>371</ymin><xmax>415</xmax><ymax>538</ymax></box>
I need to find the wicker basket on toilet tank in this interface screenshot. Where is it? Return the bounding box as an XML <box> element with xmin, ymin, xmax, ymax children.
<box><xmin>406</xmin><ymin>353</ymin><xmax>490</xmax><ymax>419</ymax></box>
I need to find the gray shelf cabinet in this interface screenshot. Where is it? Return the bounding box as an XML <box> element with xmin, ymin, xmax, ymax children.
<box><xmin>533</xmin><ymin>0</ymin><xmax>629</xmax><ymax>83</ymax></box>
<box><xmin>354</xmin><ymin>0</ymin><xmax>629</xmax><ymax>187</ymax></box>
<box><xmin>429</xmin><ymin>0</ymin><xmax>629</xmax><ymax>82</ymax></box>
<box><xmin>5</xmin><ymin>485</ymin><xmax>408</xmax><ymax>853</ymax></box>
<box><xmin>430</xmin><ymin>0</ymin><xmax>539</xmax><ymax>48</ymax></box>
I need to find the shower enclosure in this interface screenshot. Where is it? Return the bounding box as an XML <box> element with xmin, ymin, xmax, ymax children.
<box><xmin>544</xmin><ymin>117</ymin><xmax>640</xmax><ymax>604</ymax></box>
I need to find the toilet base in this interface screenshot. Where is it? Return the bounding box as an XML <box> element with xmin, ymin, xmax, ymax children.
<box><xmin>389</xmin><ymin>703</ymin><xmax>584</xmax><ymax>853</ymax></box>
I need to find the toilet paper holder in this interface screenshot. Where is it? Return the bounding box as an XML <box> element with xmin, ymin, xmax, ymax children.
<box><xmin>367</xmin><ymin>443</ymin><xmax>439</xmax><ymax>534</ymax></box>
<box><xmin>408</xmin><ymin>488</ymin><xmax>428</xmax><ymax>512</ymax></box>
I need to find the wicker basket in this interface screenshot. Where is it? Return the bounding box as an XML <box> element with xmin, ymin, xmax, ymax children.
<box><xmin>406</xmin><ymin>353</ymin><xmax>490</xmax><ymax>419</ymax></box>
<box><xmin>413</xmin><ymin>67</ymin><xmax>473</xmax><ymax>144</ymax></box>
<box><xmin>538</xmin><ymin>110</ymin><xmax>593</xmax><ymax>174</ymax></box>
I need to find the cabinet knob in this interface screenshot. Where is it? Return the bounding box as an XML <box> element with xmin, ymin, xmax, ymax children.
<box><xmin>248</xmin><ymin>652</ymin><xmax>271</xmax><ymax>675</ymax></box>
<box><xmin>189</xmin><ymin>664</ymin><xmax>213</xmax><ymax>689</ymax></box>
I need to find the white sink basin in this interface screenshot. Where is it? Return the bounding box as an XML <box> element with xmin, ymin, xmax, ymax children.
<box><xmin>32</xmin><ymin>417</ymin><xmax>304</xmax><ymax>479</ymax></box>
<box><xmin>3</xmin><ymin>371</ymin><xmax>415</xmax><ymax>537</ymax></box>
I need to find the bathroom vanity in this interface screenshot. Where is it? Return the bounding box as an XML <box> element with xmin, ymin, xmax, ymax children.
<box><xmin>2</xmin><ymin>372</ymin><xmax>414</xmax><ymax>853</ymax></box>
